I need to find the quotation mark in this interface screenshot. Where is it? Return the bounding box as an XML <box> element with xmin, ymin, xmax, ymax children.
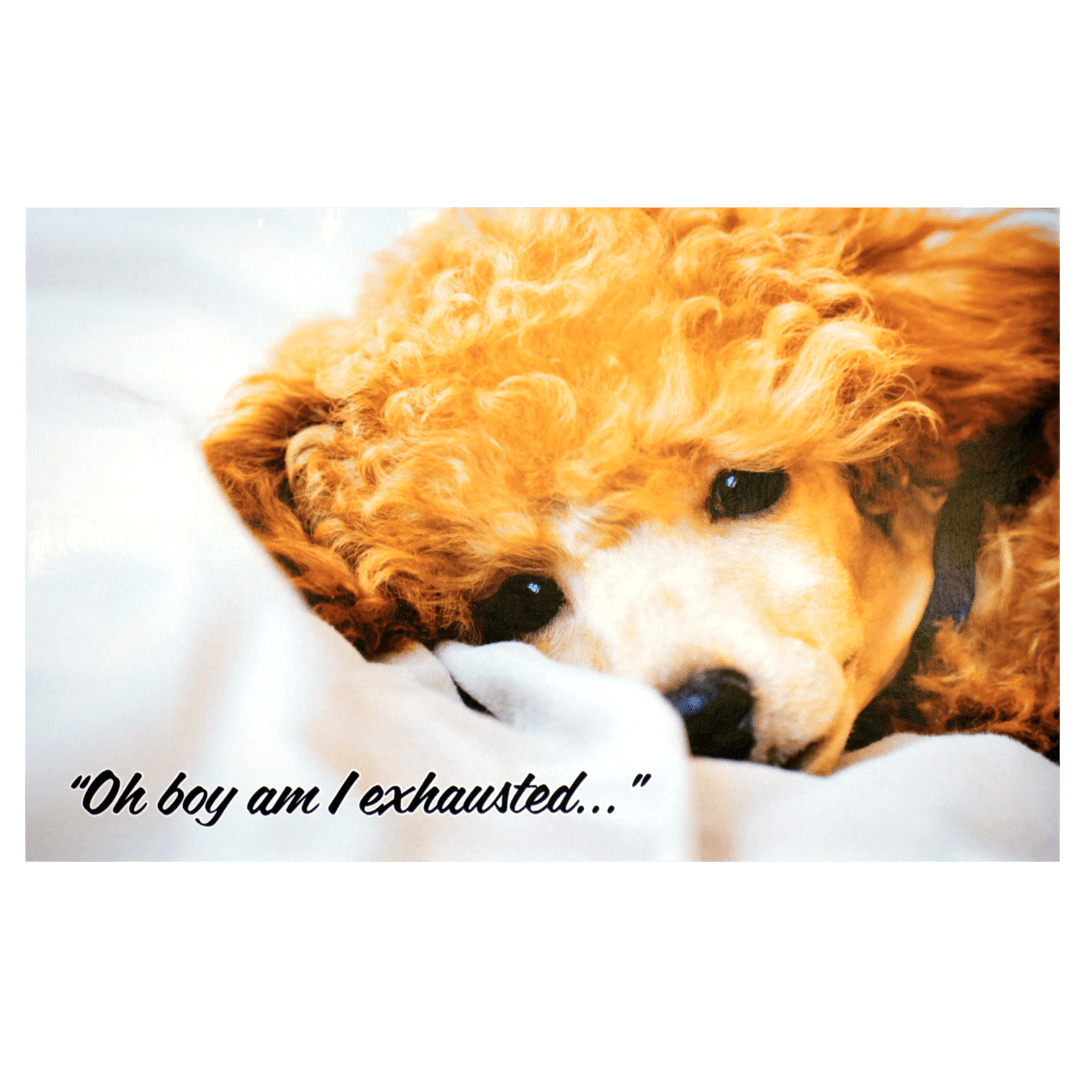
<box><xmin>583</xmin><ymin>775</ymin><xmax>651</xmax><ymax>816</ymax></box>
<box><xmin>71</xmin><ymin>770</ymin><xmax>148</xmax><ymax>815</ymax></box>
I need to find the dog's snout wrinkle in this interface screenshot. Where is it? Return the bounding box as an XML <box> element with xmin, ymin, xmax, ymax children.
<box><xmin>665</xmin><ymin>668</ymin><xmax>755</xmax><ymax>760</ymax></box>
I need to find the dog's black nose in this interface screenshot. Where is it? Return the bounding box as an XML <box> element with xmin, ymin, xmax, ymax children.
<box><xmin>665</xmin><ymin>669</ymin><xmax>755</xmax><ymax>759</ymax></box>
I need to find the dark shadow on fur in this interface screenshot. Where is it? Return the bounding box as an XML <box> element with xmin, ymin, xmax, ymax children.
<box><xmin>846</xmin><ymin>405</ymin><xmax>1058</xmax><ymax>754</ymax></box>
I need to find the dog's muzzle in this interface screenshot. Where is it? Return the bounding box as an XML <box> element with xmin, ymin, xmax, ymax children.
<box><xmin>665</xmin><ymin>669</ymin><xmax>755</xmax><ymax>759</ymax></box>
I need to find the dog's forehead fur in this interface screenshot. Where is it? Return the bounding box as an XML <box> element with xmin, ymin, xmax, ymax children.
<box><xmin>287</xmin><ymin>209</ymin><xmax>948</xmax><ymax>592</ymax></box>
<box><xmin>315</xmin><ymin>208</ymin><xmax>942</xmax><ymax>500</ymax></box>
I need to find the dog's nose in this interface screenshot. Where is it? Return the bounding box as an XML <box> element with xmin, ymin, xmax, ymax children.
<box><xmin>665</xmin><ymin>668</ymin><xmax>755</xmax><ymax>759</ymax></box>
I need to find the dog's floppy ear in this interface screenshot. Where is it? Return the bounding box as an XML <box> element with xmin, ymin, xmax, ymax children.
<box><xmin>846</xmin><ymin>213</ymin><xmax>1058</xmax><ymax>755</ymax></box>
<box><xmin>845</xmin><ymin>420</ymin><xmax>1058</xmax><ymax>755</ymax></box>
<box><xmin>205</xmin><ymin>319</ymin><xmax>430</xmax><ymax>654</ymax></box>
<box><xmin>906</xmin><ymin>407</ymin><xmax>1060</xmax><ymax>758</ymax></box>
<box><xmin>856</xmin><ymin>211</ymin><xmax>1058</xmax><ymax>446</ymax></box>
<box><xmin>203</xmin><ymin>326</ymin><xmax>376</xmax><ymax>639</ymax></box>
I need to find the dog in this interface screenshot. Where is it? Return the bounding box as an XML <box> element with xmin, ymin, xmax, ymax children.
<box><xmin>205</xmin><ymin>208</ymin><xmax>1059</xmax><ymax>774</ymax></box>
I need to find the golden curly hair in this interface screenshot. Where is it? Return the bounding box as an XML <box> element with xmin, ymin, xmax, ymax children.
<box><xmin>204</xmin><ymin>208</ymin><xmax>1059</xmax><ymax>756</ymax></box>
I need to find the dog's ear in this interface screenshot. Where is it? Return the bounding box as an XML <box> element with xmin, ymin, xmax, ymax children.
<box><xmin>855</xmin><ymin>212</ymin><xmax>1058</xmax><ymax>446</ymax></box>
<box><xmin>849</xmin><ymin>410</ymin><xmax>1059</xmax><ymax>757</ymax></box>
<box><xmin>858</xmin><ymin>215</ymin><xmax>1059</xmax><ymax>755</ymax></box>
<box><xmin>203</xmin><ymin>333</ymin><xmax>371</xmax><ymax>636</ymax></box>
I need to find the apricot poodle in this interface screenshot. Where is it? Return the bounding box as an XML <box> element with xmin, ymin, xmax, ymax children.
<box><xmin>205</xmin><ymin>209</ymin><xmax>1059</xmax><ymax>773</ymax></box>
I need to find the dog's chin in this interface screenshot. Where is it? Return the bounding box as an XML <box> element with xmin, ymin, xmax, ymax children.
<box><xmin>762</xmin><ymin>720</ymin><xmax>854</xmax><ymax>775</ymax></box>
<box><xmin>737</xmin><ymin>701</ymin><xmax>855</xmax><ymax>774</ymax></box>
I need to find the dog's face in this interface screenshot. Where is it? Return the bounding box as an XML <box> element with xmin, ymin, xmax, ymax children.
<box><xmin>287</xmin><ymin>412</ymin><xmax>944</xmax><ymax>773</ymax></box>
<box><xmin>471</xmin><ymin>459</ymin><xmax>944</xmax><ymax>774</ymax></box>
<box><xmin>211</xmin><ymin>210</ymin><xmax>1057</xmax><ymax>773</ymax></box>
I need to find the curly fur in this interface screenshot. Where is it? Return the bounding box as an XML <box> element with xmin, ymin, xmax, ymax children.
<box><xmin>205</xmin><ymin>208</ymin><xmax>1059</xmax><ymax>759</ymax></box>
<box><xmin>910</xmin><ymin>469</ymin><xmax>1059</xmax><ymax>756</ymax></box>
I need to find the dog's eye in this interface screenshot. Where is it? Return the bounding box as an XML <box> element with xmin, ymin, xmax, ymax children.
<box><xmin>707</xmin><ymin>469</ymin><xmax>789</xmax><ymax>520</ymax></box>
<box><xmin>474</xmin><ymin>575</ymin><xmax>566</xmax><ymax>643</ymax></box>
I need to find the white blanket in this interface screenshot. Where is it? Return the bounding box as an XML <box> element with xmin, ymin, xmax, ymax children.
<box><xmin>25</xmin><ymin>210</ymin><xmax>1059</xmax><ymax>860</ymax></box>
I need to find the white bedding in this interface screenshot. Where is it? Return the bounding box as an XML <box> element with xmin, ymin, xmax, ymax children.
<box><xmin>25</xmin><ymin>209</ymin><xmax>1060</xmax><ymax>860</ymax></box>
